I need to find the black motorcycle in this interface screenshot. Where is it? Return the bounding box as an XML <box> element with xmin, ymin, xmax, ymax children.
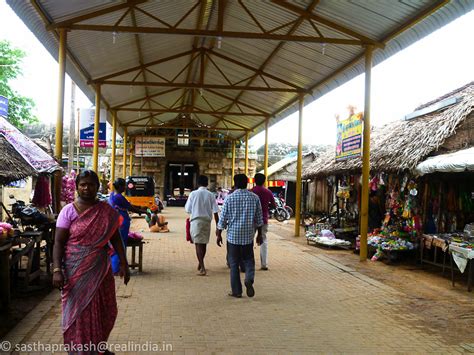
<box><xmin>9</xmin><ymin>196</ymin><xmax>50</xmax><ymax>230</ymax></box>
<box><xmin>269</xmin><ymin>197</ymin><xmax>290</xmax><ymax>222</ymax></box>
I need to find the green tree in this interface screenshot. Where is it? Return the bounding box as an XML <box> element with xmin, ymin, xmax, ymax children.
<box><xmin>0</xmin><ymin>40</ymin><xmax>38</xmax><ymax>129</ymax></box>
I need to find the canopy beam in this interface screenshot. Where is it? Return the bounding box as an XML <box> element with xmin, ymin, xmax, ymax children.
<box><xmin>62</xmin><ymin>24</ymin><xmax>368</xmax><ymax>46</ymax></box>
<box><xmin>95</xmin><ymin>81</ymin><xmax>309</xmax><ymax>93</ymax></box>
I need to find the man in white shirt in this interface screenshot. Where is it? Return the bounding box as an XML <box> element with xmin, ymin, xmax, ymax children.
<box><xmin>185</xmin><ymin>175</ymin><xmax>219</xmax><ymax>276</ymax></box>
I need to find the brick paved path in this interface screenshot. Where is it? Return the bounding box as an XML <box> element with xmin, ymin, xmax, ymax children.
<box><xmin>2</xmin><ymin>208</ymin><xmax>469</xmax><ymax>354</ymax></box>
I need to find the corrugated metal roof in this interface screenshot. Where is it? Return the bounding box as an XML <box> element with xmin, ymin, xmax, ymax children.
<box><xmin>6</xmin><ymin>0</ymin><xmax>474</xmax><ymax>141</ymax></box>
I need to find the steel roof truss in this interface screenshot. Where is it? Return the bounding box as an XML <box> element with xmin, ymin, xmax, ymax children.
<box><xmin>67</xmin><ymin>24</ymin><xmax>365</xmax><ymax>45</ymax></box>
<box><xmin>271</xmin><ymin>0</ymin><xmax>384</xmax><ymax>48</ymax></box>
<box><xmin>132</xmin><ymin>5</ymin><xmax>173</xmax><ymax>28</ymax></box>
<box><xmin>144</xmin><ymin>68</ymin><xmax>172</xmax><ymax>83</ymax></box>
<box><xmin>205</xmin><ymin>89</ymin><xmax>270</xmax><ymax>116</ymax></box>
<box><xmin>218</xmin><ymin>0</ymin><xmax>320</xmax><ymax>123</ymax></box>
<box><xmin>238</xmin><ymin>0</ymin><xmax>267</xmax><ymax>34</ymax></box>
<box><xmin>171</xmin><ymin>52</ymin><xmax>201</xmax><ymax>83</ymax></box>
<box><xmin>118</xmin><ymin>108</ymin><xmax>266</xmax><ymax>117</ymax></box>
<box><xmin>46</xmin><ymin>0</ymin><xmax>148</xmax><ymax>29</ymax></box>
<box><xmin>91</xmin><ymin>49</ymin><xmax>196</xmax><ymax>83</ymax></box>
<box><xmin>101</xmin><ymin>81</ymin><xmax>307</xmax><ymax>93</ymax></box>
<box><xmin>113</xmin><ymin>88</ymin><xmax>181</xmax><ymax>109</ymax></box>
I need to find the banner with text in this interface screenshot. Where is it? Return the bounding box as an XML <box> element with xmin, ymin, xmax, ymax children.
<box><xmin>335</xmin><ymin>112</ymin><xmax>363</xmax><ymax>161</ymax></box>
<box><xmin>135</xmin><ymin>136</ymin><xmax>165</xmax><ymax>157</ymax></box>
<box><xmin>79</xmin><ymin>108</ymin><xmax>107</xmax><ymax>147</ymax></box>
<box><xmin>0</xmin><ymin>95</ymin><xmax>8</xmax><ymax>117</ymax></box>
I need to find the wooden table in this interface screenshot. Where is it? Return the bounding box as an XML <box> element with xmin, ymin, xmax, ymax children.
<box><xmin>127</xmin><ymin>238</ymin><xmax>144</xmax><ymax>273</ymax></box>
<box><xmin>10</xmin><ymin>231</ymin><xmax>42</xmax><ymax>288</ymax></box>
<box><xmin>0</xmin><ymin>240</ymin><xmax>12</xmax><ymax>309</ymax></box>
<box><xmin>449</xmin><ymin>244</ymin><xmax>474</xmax><ymax>292</ymax></box>
<box><xmin>419</xmin><ymin>234</ymin><xmax>450</xmax><ymax>273</ymax></box>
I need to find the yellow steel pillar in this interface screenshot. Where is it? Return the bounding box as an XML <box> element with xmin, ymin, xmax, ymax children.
<box><xmin>110</xmin><ymin>111</ymin><xmax>117</xmax><ymax>183</ymax></box>
<box><xmin>231</xmin><ymin>140</ymin><xmax>236</xmax><ymax>179</ymax></box>
<box><xmin>294</xmin><ymin>95</ymin><xmax>304</xmax><ymax>237</ymax></box>
<box><xmin>360</xmin><ymin>45</ymin><xmax>374</xmax><ymax>261</ymax></box>
<box><xmin>122</xmin><ymin>127</ymin><xmax>128</xmax><ymax>179</ymax></box>
<box><xmin>264</xmin><ymin>118</ymin><xmax>269</xmax><ymax>187</ymax></box>
<box><xmin>129</xmin><ymin>137</ymin><xmax>133</xmax><ymax>177</ymax></box>
<box><xmin>92</xmin><ymin>84</ymin><xmax>101</xmax><ymax>173</ymax></box>
<box><xmin>54</xmin><ymin>28</ymin><xmax>67</xmax><ymax>213</ymax></box>
<box><xmin>244</xmin><ymin>132</ymin><xmax>249</xmax><ymax>175</ymax></box>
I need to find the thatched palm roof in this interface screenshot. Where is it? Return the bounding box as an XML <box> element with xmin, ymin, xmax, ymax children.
<box><xmin>0</xmin><ymin>135</ymin><xmax>37</xmax><ymax>185</ymax></box>
<box><xmin>304</xmin><ymin>82</ymin><xmax>474</xmax><ymax>179</ymax></box>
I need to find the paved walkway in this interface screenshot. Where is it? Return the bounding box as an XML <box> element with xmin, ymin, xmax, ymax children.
<box><xmin>2</xmin><ymin>208</ymin><xmax>472</xmax><ymax>354</ymax></box>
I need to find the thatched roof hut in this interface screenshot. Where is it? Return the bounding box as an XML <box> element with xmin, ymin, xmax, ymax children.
<box><xmin>304</xmin><ymin>82</ymin><xmax>474</xmax><ymax>179</ymax></box>
<box><xmin>0</xmin><ymin>135</ymin><xmax>37</xmax><ymax>185</ymax></box>
<box><xmin>0</xmin><ymin>116</ymin><xmax>61</xmax><ymax>185</ymax></box>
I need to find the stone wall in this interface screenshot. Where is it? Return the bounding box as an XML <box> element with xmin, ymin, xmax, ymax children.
<box><xmin>116</xmin><ymin>145</ymin><xmax>257</xmax><ymax>197</ymax></box>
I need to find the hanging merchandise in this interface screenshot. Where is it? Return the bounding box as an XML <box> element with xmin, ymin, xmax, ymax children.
<box><xmin>32</xmin><ymin>175</ymin><xmax>52</xmax><ymax>208</ymax></box>
<box><xmin>368</xmin><ymin>173</ymin><xmax>422</xmax><ymax>262</ymax></box>
<box><xmin>61</xmin><ymin>170</ymin><xmax>77</xmax><ymax>204</ymax></box>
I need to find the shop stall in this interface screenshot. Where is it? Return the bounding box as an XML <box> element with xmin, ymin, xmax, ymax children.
<box><xmin>303</xmin><ymin>82</ymin><xmax>474</xmax><ymax>261</ymax></box>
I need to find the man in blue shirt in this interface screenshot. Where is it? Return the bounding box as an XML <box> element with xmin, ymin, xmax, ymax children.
<box><xmin>217</xmin><ymin>174</ymin><xmax>263</xmax><ymax>298</ymax></box>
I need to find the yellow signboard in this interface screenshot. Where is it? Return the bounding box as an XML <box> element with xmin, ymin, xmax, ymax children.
<box><xmin>336</xmin><ymin>112</ymin><xmax>363</xmax><ymax>161</ymax></box>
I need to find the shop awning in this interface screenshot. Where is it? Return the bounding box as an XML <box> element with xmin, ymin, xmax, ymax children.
<box><xmin>414</xmin><ymin>147</ymin><xmax>474</xmax><ymax>175</ymax></box>
<box><xmin>0</xmin><ymin>116</ymin><xmax>61</xmax><ymax>177</ymax></box>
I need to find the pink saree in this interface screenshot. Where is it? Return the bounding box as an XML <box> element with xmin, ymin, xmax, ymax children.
<box><xmin>61</xmin><ymin>201</ymin><xmax>120</xmax><ymax>349</ymax></box>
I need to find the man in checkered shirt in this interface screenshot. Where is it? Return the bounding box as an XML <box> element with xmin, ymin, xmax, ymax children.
<box><xmin>217</xmin><ymin>174</ymin><xmax>263</xmax><ymax>298</ymax></box>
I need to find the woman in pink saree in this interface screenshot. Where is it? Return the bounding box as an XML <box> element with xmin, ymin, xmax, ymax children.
<box><xmin>52</xmin><ymin>170</ymin><xmax>130</xmax><ymax>354</ymax></box>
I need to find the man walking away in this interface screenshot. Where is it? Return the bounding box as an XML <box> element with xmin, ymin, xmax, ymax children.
<box><xmin>217</xmin><ymin>174</ymin><xmax>263</xmax><ymax>298</ymax></box>
<box><xmin>252</xmin><ymin>173</ymin><xmax>276</xmax><ymax>270</ymax></box>
<box><xmin>185</xmin><ymin>175</ymin><xmax>219</xmax><ymax>276</ymax></box>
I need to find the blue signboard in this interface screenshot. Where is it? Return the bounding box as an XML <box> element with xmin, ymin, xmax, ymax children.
<box><xmin>0</xmin><ymin>95</ymin><xmax>8</xmax><ymax>117</ymax></box>
<box><xmin>79</xmin><ymin>108</ymin><xmax>107</xmax><ymax>147</ymax></box>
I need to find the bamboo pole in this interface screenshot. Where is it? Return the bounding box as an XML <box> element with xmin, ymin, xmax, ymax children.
<box><xmin>110</xmin><ymin>111</ymin><xmax>117</xmax><ymax>183</ymax></box>
<box><xmin>294</xmin><ymin>94</ymin><xmax>304</xmax><ymax>237</ymax></box>
<box><xmin>129</xmin><ymin>137</ymin><xmax>133</xmax><ymax>177</ymax></box>
<box><xmin>264</xmin><ymin>119</ymin><xmax>269</xmax><ymax>187</ymax></box>
<box><xmin>92</xmin><ymin>84</ymin><xmax>101</xmax><ymax>172</ymax></box>
<box><xmin>54</xmin><ymin>28</ymin><xmax>67</xmax><ymax>213</ymax></box>
<box><xmin>231</xmin><ymin>140</ymin><xmax>236</xmax><ymax>179</ymax></box>
<box><xmin>244</xmin><ymin>132</ymin><xmax>249</xmax><ymax>175</ymax></box>
<box><xmin>122</xmin><ymin>127</ymin><xmax>128</xmax><ymax>179</ymax></box>
<box><xmin>359</xmin><ymin>45</ymin><xmax>374</xmax><ymax>261</ymax></box>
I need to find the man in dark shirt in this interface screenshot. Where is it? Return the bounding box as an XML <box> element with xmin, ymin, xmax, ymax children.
<box><xmin>252</xmin><ymin>173</ymin><xmax>276</xmax><ymax>270</ymax></box>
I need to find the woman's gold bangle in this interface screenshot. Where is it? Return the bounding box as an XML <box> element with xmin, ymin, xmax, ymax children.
<box><xmin>53</xmin><ymin>267</ymin><xmax>62</xmax><ymax>273</ymax></box>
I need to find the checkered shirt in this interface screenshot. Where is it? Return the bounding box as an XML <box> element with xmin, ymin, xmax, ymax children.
<box><xmin>217</xmin><ymin>188</ymin><xmax>263</xmax><ymax>245</ymax></box>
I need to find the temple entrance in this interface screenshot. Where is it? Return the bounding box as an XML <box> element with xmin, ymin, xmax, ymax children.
<box><xmin>165</xmin><ymin>162</ymin><xmax>198</xmax><ymax>206</ymax></box>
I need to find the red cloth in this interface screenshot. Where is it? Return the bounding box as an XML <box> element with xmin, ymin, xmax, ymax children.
<box><xmin>61</xmin><ymin>202</ymin><xmax>120</xmax><ymax>347</ymax></box>
<box><xmin>32</xmin><ymin>175</ymin><xmax>52</xmax><ymax>208</ymax></box>
<box><xmin>186</xmin><ymin>218</ymin><xmax>193</xmax><ymax>243</ymax></box>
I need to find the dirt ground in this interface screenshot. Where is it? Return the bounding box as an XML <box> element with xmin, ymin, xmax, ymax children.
<box><xmin>271</xmin><ymin>220</ymin><xmax>474</xmax><ymax>346</ymax></box>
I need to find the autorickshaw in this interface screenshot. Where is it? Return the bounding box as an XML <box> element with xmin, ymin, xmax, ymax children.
<box><xmin>125</xmin><ymin>176</ymin><xmax>155</xmax><ymax>208</ymax></box>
